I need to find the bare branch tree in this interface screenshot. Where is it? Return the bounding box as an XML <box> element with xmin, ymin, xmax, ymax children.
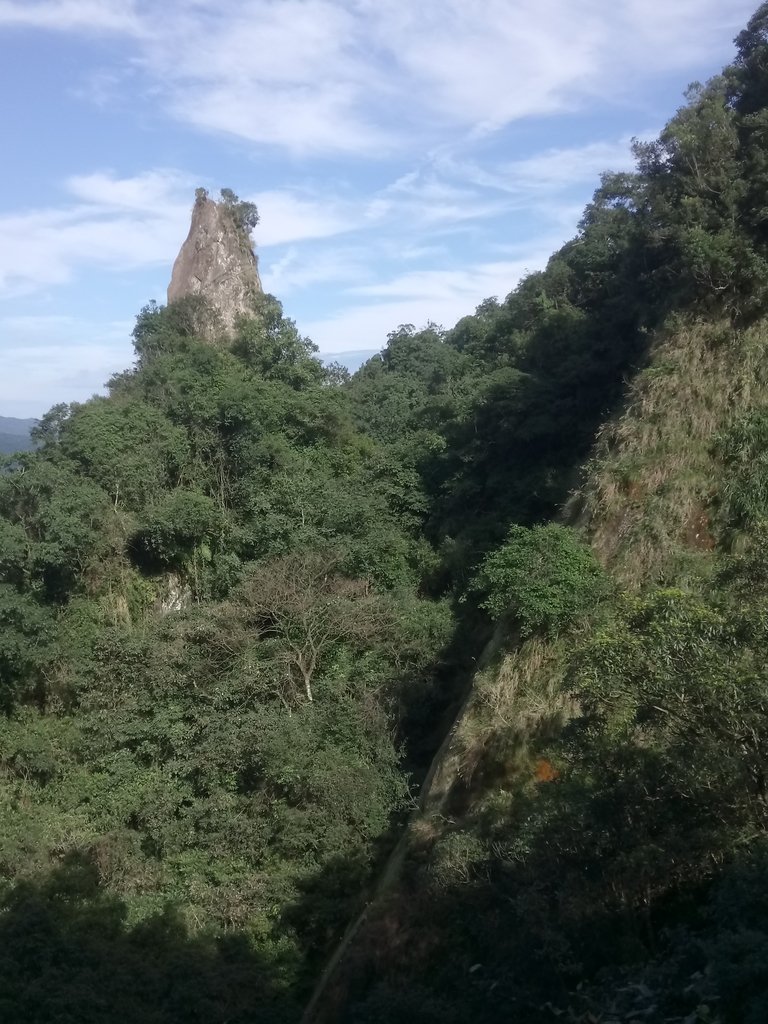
<box><xmin>234</xmin><ymin>551</ymin><xmax>390</xmax><ymax>704</ymax></box>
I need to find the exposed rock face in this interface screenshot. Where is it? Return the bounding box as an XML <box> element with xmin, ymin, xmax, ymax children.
<box><xmin>155</xmin><ymin>573</ymin><xmax>193</xmax><ymax>615</ymax></box>
<box><xmin>167</xmin><ymin>191</ymin><xmax>262</xmax><ymax>333</ymax></box>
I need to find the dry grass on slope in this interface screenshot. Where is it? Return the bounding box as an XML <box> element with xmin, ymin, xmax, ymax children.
<box><xmin>430</xmin><ymin>637</ymin><xmax>571</xmax><ymax>818</ymax></box>
<box><xmin>569</xmin><ymin>317</ymin><xmax>768</xmax><ymax>586</ymax></box>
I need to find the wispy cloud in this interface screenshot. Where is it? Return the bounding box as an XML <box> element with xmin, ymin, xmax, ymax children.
<box><xmin>0</xmin><ymin>0</ymin><xmax>756</xmax><ymax>155</ymax></box>
<box><xmin>146</xmin><ymin>0</ymin><xmax>393</xmax><ymax>156</ymax></box>
<box><xmin>261</xmin><ymin>245</ymin><xmax>370</xmax><ymax>297</ymax></box>
<box><xmin>305</xmin><ymin>249</ymin><xmax>556</xmax><ymax>354</ymax></box>
<box><xmin>367</xmin><ymin>172</ymin><xmax>509</xmax><ymax>228</ymax></box>
<box><xmin>0</xmin><ymin>0</ymin><xmax>143</xmax><ymax>35</ymax></box>
<box><xmin>251</xmin><ymin>190</ymin><xmax>357</xmax><ymax>247</ymax></box>
<box><xmin>613</xmin><ymin>0</ymin><xmax>751</xmax><ymax>69</ymax></box>
<box><xmin>347</xmin><ymin>262</ymin><xmax>533</xmax><ymax>302</ymax></box>
<box><xmin>65</xmin><ymin>169</ymin><xmax>191</xmax><ymax>211</ymax></box>
<box><xmin>0</xmin><ymin>171</ymin><xmax>190</xmax><ymax>297</ymax></box>
<box><xmin>0</xmin><ymin>315</ymin><xmax>135</xmax><ymax>416</ymax></box>
<box><xmin>438</xmin><ymin>138</ymin><xmax>641</xmax><ymax>197</ymax></box>
<box><xmin>0</xmin><ymin>172</ymin><xmax>369</xmax><ymax>297</ymax></box>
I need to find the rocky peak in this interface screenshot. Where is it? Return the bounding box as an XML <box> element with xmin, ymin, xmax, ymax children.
<box><xmin>167</xmin><ymin>188</ymin><xmax>263</xmax><ymax>334</ymax></box>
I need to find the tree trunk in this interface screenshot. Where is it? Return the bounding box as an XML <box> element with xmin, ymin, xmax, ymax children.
<box><xmin>297</xmin><ymin>650</ymin><xmax>316</xmax><ymax>704</ymax></box>
<box><xmin>297</xmin><ymin>658</ymin><xmax>314</xmax><ymax>703</ymax></box>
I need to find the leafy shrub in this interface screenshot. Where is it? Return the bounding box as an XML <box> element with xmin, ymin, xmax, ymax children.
<box><xmin>219</xmin><ymin>187</ymin><xmax>259</xmax><ymax>232</ymax></box>
<box><xmin>473</xmin><ymin>524</ymin><xmax>607</xmax><ymax>635</ymax></box>
<box><xmin>130</xmin><ymin>490</ymin><xmax>224</xmax><ymax>569</ymax></box>
<box><xmin>0</xmin><ymin>585</ymin><xmax>53</xmax><ymax>710</ymax></box>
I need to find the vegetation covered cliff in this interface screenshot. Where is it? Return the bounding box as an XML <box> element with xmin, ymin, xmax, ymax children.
<box><xmin>306</xmin><ymin>7</ymin><xmax>768</xmax><ymax>1021</ymax></box>
<box><xmin>4</xmin><ymin>7</ymin><xmax>768</xmax><ymax>1024</ymax></box>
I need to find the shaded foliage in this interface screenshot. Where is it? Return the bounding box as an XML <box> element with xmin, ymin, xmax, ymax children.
<box><xmin>0</xmin><ymin>855</ymin><xmax>300</xmax><ymax>1024</ymax></box>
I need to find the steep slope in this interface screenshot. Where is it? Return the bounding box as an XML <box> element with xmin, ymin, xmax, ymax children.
<box><xmin>572</xmin><ymin>320</ymin><xmax>763</xmax><ymax>584</ymax></box>
<box><xmin>307</xmin><ymin>316</ymin><xmax>768</xmax><ymax>1024</ymax></box>
<box><xmin>430</xmin><ymin>317</ymin><xmax>768</xmax><ymax>827</ymax></box>
<box><xmin>304</xmin><ymin>7</ymin><xmax>768</xmax><ymax>1019</ymax></box>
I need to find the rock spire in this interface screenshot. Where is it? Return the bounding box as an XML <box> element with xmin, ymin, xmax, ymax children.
<box><xmin>167</xmin><ymin>188</ymin><xmax>262</xmax><ymax>333</ymax></box>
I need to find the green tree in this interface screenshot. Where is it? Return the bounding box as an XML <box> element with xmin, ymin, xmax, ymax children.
<box><xmin>219</xmin><ymin>187</ymin><xmax>260</xmax><ymax>232</ymax></box>
<box><xmin>473</xmin><ymin>525</ymin><xmax>608</xmax><ymax>635</ymax></box>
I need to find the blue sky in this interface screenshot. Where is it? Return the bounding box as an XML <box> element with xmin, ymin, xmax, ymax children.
<box><xmin>0</xmin><ymin>0</ymin><xmax>758</xmax><ymax>417</ymax></box>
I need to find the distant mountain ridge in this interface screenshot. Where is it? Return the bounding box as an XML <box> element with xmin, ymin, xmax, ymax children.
<box><xmin>0</xmin><ymin>416</ymin><xmax>36</xmax><ymax>454</ymax></box>
<box><xmin>0</xmin><ymin>416</ymin><xmax>37</xmax><ymax>435</ymax></box>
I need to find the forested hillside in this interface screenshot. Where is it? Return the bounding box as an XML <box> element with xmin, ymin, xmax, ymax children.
<box><xmin>4</xmin><ymin>7</ymin><xmax>768</xmax><ymax>1024</ymax></box>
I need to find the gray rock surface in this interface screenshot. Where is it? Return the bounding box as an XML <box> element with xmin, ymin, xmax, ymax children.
<box><xmin>167</xmin><ymin>192</ymin><xmax>262</xmax><ymax>333</ymax></box>
<box><xmin>156</xmin><ymin>573</ymin><xmax>193</xmax><ymax>615</ymax></box>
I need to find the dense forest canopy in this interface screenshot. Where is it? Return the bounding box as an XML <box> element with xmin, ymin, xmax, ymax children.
<box><xmin>5</xmin><ymin>6</ymin><xmax>768</xmax><ymax>1022</ymax></box>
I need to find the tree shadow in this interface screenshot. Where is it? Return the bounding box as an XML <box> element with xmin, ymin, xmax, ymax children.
<box><xmin>394</xmin><ymin>602</ymin><xmax>494</xmax><ymax>785</ymax></box>
<box><xmin>0</xmin><ymin>852</ymin><xmax>301</xmax><ymax>1024</ymax></box>
<box><xmin>299</xmin><ymin>769</ymin><xmax>768</xmax><ymax>1024</ymax></box>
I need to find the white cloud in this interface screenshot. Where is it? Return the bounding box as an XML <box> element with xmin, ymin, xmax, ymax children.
<box><xmin>134</xmin><ymin>0</ymin><xmax>615</xmax><ymax>152</ymax></box>
<box><xmin>260</xmin><ymin>245</ymin><xmax>370</xmax><ymax>296</ymax></box>
<box><xmin>359</xmin><ymin>0</ymin><xmax>601</xmax><ymax>131</ymax></box>
<box><xmin>440</xmin><ymin>138</ymin><xmax>640</xmax><ymax>197</ymax></box>
<box><xmin>0</xmin><ymin>0</ymin><xmax>142</xmax><ymax>34</ymax></box>
<box><xmin>361</xmin><ymin>136</ymin><xmax>644</xmax><ymax>240</ymax></box>
<box><xmin>148</xmin><ymin>0</ymin><xmax>393</xmax><ymax>155</ymax></box>
<box><xmin>615</xmin><ymin>1</ymin><xmax>751</xmax><ymax>69</ymax></box>
<box><xmin>348</xmin><ymin>262</ymin><xmax>529</xmax><ymax>302</ymax></box>
<box><xmin>305</xmin><ymin>252</ymin><xmax>554</xmax><ymax>354</ymax></box>
<box><xmin>66</xmin><ymin>169</ymin><xmax>192</xmax><ymax>211</ymax></box>
<box><xmin>1</xmin><ymin>0</ymin><xmax>755</xmax><ymax>154</ymax></box>
<box><xmin>0</xmin><ymin>316</ymin><xmax>134</xmax><ymax>416</ymax></box>
<box><xmin>0</xmin><ymin>173</ymin><xmax>190</xmax><ymax>297</ymax></box>
<box><xmin>170</xmin><ymin>83</ymin><xmax>391</xmax><ymax>157</ymax></box>
<box><xmin>251</xmin><ymin>190</ymin><xmax>356</xmax><ymax>247</ymax></box>
<box><xmin>0</xmin><ymin>172</ymin><xmax>368</xmax><ymax>298</ymax></box>
<box><xmin>367</xmin><ymin>171</ymin><xmax>511</xmax><ymax>228</ymax></box>
<box><xmin>182</xmin><ymin>0</ymin><xmax>755</xmax><ymax>150</ymax></box>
